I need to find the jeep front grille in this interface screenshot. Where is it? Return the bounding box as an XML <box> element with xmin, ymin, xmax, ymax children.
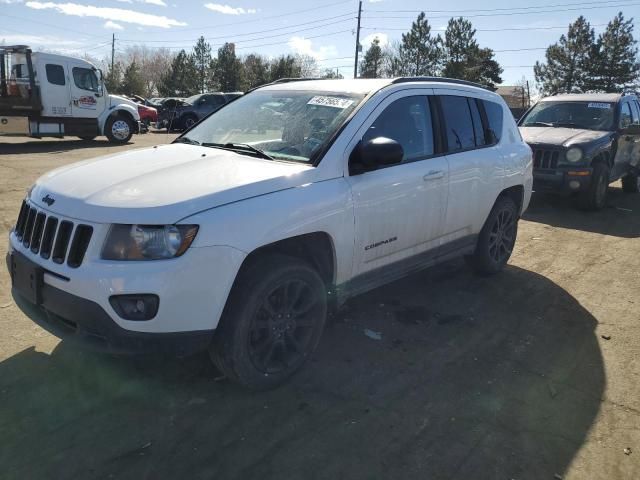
<box><xmin>532</xmin><ymin>149</ymin><xmax>560</xmax><ymax>170</ymax></box>
<box><xmin>13</xmin><ymin>200</ymin><xmax>93</xmax><ymax>268</ymax></box>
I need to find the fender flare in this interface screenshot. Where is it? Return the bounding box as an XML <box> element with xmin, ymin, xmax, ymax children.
<box><xmin>98</xmin><ymin>104</ymin><xmax>140</xmax><ymax>134</ymax></box>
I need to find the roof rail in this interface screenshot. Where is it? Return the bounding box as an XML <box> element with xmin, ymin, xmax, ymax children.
<box><xmin>392</xmin><ymin>76</ymin><xmax>489</xmax><ymax>90</ymax></box>
<box><xmin>271</xmin><ymin>77</ymin><xmax>324</xmax><ymax>84</ymax></box>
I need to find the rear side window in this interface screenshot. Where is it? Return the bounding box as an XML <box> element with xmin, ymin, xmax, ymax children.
<box><xmin>482</xmin><ymin>100</ymin><xmax>503</xmax><ymax>144</ymax></box>
<box><xmin>629</xmin><ymin>101</ymin><xmax>640</xmax><ymax>124</ymax></box>
<box><xmin>440</xmin><ymin>95</ymin><xmax>475</xmax><ymax>151</ymax></box>
<box><xmin>363</xmin><ymin>96</ymin><xmax>435</xmax><ymax>162</ymax></box>
<box><xmin>46</xmin><ymin>64</ymin><xmax>65</xmax><ymax>86</ymax></box>
<box><xmin>468</xmin><ymin>98</ymin><xmax>486</xmax><ymax>147</ymax></box>
<box><xmin>620</xmin><ymin>103</ymin><xmax>633</xmax><ymax>128</ymax></box>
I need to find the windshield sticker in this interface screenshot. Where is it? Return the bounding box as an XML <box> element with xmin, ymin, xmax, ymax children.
<box><xmin>307</xmin><ymin>96</ymin><xmax>354</xmax><ymax>109</ymax></box>
<box><xmin>588</xmin><ymin>102</ymin><xmax>611</xmax><ymax>109</ymax></box>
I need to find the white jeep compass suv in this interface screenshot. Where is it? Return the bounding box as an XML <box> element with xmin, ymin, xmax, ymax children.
<box><xmin>7</xmin><ymin>78</ymin><xmax>533</xmax><ymax>389</ymax></box>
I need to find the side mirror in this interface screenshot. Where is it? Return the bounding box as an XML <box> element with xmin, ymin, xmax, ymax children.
<box><xmin>624</xmin><ymin>123</ymin><xmax>640</xmax><ymax>135</ymax></box>
<box><xmin>350</xmin><ymin>137</ymin><xmax>404</xmax><ymax>174</ymax></box>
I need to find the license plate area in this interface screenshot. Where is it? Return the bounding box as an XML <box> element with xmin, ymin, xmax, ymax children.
<box><xmin>10</xmin><ymin>252</ymin><xmax>43</xmax><ymax>305</ymax></box>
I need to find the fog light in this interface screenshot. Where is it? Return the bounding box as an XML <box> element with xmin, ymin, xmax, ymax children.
<box><xmin>569</xmin><ymin>180</ymin><xmax>581</xmax><ymax>190</ymax></box>
<box><xmin>109</xmin><ymin>294</ymin><xmax>159</xmax><ymax>321</ymax></box>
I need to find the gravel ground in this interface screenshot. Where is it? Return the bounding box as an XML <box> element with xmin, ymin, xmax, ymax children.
<box><xmin>0</xmin><ymin>133</ymin><xmax>639</xmax><ymax>480</ymax></box>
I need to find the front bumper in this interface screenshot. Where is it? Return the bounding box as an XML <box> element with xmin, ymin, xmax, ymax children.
<box><xmin>7</xmin><ymin>252</ymin><xmax>213</xmax><ymax>355</ymax></box>
<box><xmin>8</xmin><ymin>229</ymin><xmax>246</xmax><ymax>338</ymax></box>
<box><xmin>533</xmin><ymin>167</ymin><xmax>593</xmax><ymax>194</ymax></box>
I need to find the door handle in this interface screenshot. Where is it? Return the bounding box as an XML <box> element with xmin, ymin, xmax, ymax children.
<box><xmin>423</xmin><ymin>170</ymin><xmax>444</xmax><ymax>181</ymax></box>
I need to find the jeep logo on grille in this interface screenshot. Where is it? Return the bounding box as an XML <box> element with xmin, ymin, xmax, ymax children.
<box><xmin>42</xmin><ymin>194</ymin><xmax>55</xmax><ymax>206</ymax></box>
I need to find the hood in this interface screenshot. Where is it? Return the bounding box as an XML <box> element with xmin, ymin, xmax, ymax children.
<box><xmin>519</xmin><ymin>126</ymin><xmax>611</xmax><ymax>147</ymax></box>
<box><xmin>109</xmin><ymin>94</ymin><xmax>138</xmax><ymax>110</ymax></box>
<box><xmin>30</xmin><ymin>144</ymin><xmax>317</xmax><ymax>224</ymax></box>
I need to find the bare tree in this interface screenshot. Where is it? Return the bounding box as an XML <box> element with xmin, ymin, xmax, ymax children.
<box><xmin>122</xmin><ymin>45</ymin><xmax>174</xmax><ymax>97</ymax></box>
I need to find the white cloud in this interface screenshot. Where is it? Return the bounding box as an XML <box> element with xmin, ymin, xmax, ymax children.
<box><xmin>0</xmin><ymin>33</ymin><xmax>82</xmax><ymax>47</ymax></box>
<box><xmin>0</xmin><ymin>0</ymin><xmax>24</xmax><ymax>3</ymax></box>
<box><xmin>25</xmin><ymin>2</ymin><xmax>186</xmax><ymax>28</ymax></box>
<box><xmin>288</xmin><ymin>36</ymin><xmax>338</xmax><ymax>62</ymax></box>
<box><xmin>143</xmin><ymin>0</ymin><xmax>167</xmax><ymax>6</ymax></box>
<box><xmin>363</xmin><ymin>32</ymin><xmax>388</xmax><ymax>48</ymax></box>
<box><xmin>368</xmin><ymin>0</ymin><xmax>384</xmax><ymax>3</ymax></box>
<box><xmin>204</xmin><ymin>3</ymin><xmax>256</xmax><ymax>15</ymax></box>
<box><xmin>104</xmin><ymin>20</ymin><xmax>124</xmax><ymax>30</ymax></box>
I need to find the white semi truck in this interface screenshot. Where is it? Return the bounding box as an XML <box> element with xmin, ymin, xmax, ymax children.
<box><xmin>0</xmin><ymin>45</ymin><xmax>140</xmax><ymax>143</ymax></box>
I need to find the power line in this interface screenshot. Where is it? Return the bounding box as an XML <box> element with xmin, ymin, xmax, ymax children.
<box><xmin>366</xmin><ymin>0</ymin><xmax>637</xmax><ymax>14</ymax></box>
<box><xmin>169</xmin><ymin>0</ymin><xmax>354</xmax><ymax>32</ymax></box>
<box><xmin>361</xmin><ymin>23</ymin><xmax>609</xmax><ymax>33</ymax></box>
<box><xmin>0</xmin><ymin>13</ymin><xmax>106</xmax><ymax>39</ymax></box>
<box><xmin>118</xmin><ymin>14</ymin><xmax>355</xmax><ymax>44</ymax></box>
<box><xmin>363</xmin><ymin>2</ymin><xmax>640</xmax><ymax>20</ymax></box>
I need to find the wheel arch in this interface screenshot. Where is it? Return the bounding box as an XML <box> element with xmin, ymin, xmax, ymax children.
<box><xmin>497</xmin><ymin>184</ymin><xmax>525</xmax><ymax>216</ymax></box>
<box><xmin>237</xmin><ymin>232</ymin><xmax>337</xmax><ymax>291</ymax></box>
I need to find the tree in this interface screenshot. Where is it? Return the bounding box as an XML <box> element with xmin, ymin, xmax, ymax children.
<box><xmin>382</xmin><ymin>41</ymin><xmax>404</xmax><ymax>77</ymax></box>
<box><xmin>213</xmin><ymin>42</ymin><xmax>243</xmax><ymax>91</ymax></box>
<box><xmin>192</xmin><ymin>36</ymin><xmax>213</xmax><ymax>93</ymax></box>
<box><xmin>104</xmin><ymin>61</ymin><xmax>123</xmax><ymax>93</ymax></box>
<box><xmin>321</xmin><ymin>68</ymin><xmax>344</xmax><ymax>79</ymax></box>
<box><xmin>442</xmin><ymin>18</ymin><xmax>502</xmax><ymax>88</ymax></box>
<box><xmin>157</xmin><ymin>49</ymin><xmax>199</xmax><ymax>97</ymax></box>
<box><xmin>534</xmin><ymin>16</ymin><xmax>595</xmax><ymax>95</ymax></box>
<box><xmin>123</xmin><ymin>45</ymin><xmax>173</xmax><ymax>97</ymax></box>
<box><xmin>589</xmin><ymin>12</ymin><xmax>640</xmax><ymax>92</ymax></box>
<box><xmin>360</xmin><ymin>37</ymin><xmax>384</xmax><ymax>78</ymax></box>
<box><xmin>268</xmin><ymin>55</ymin><xmax>302</xmax><ymax>81</ymax></box>
<box><xmin>242</xmin><ymin>54</ymin><xmax>269</xmax><ymax>90</ymax></box>
<box><xmin>295</xmin><ymin>54</ymin><xmax>319</xmax><ymax>78</ymax></box>
<box><xmin>120</xmin><ymin>61</ymin><xmax>145</xmax><ymax>95</ymax></box>
<box><xmin>398</xmin><ymin>12</ymin><xmax>443</xmax><ymax>76</ymax></box>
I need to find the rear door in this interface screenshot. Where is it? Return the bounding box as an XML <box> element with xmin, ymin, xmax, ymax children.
<box><xmin>69</xmin><ymin>62</ymin><xmax>105</xmax><ymax>119</ymax></box>
<box><xmin>436</xmin><ymin>90</ymin><xmax>504</xmax><ymax>240</ymax></box>
<box><xmin>39</xmin><ymin>62</ymin><xmax>71</xmax><ymax>117</ymax></box>
<box><xmin>628</xmin><ymin>100</ymin><xmax>640</xmax><ymax>169</ymax></box>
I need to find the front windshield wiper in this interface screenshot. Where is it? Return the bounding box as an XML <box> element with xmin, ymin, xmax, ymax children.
<box><xmin>202</xmin><ymin>142</ymin><xmax>274</xmax><ymax>160</ymax></box>
<box><xmin>174</xmin><ymin>136</ymin><xmax>200</xmax><ymax>145</ymax></box>
<box><xmin>554</xmin><ymin>122</ymin><xmax>587</xmax><ymax>129</ymax></box>
<box><xmin>526</xmin><ymin>121</ymin><xmax>554</xmax><ymax>127</ymax></box>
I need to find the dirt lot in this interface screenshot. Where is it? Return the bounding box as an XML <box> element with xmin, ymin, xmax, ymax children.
<box><xmin>1</xmin><ymin>134</ymin><xmax>639</xmax><ymax>480</ymax></box>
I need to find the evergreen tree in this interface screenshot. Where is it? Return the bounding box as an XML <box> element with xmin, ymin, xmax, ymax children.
<box><xmin>120</xmin><ymin>61</ymin><xmax>145</xmax><ymax>95</ymax></box>
<box><xmin>360</xmin><ymin>38</ymin><xmax>384</xmax><ymax>78</ymax></box>
<box><xmin>242</xmin><ymin>54</ymin><xmax>269</xmax><ymax>90</ymax></box>
<box><xmin>398</xmin><ymin>12</ymin><xmax>443</xmax><ymax>76</ymax></box>
<box><xmin>104</xmin><ymin>61</ymin><xmax>123</xmax><ymax>94</ymax></box>
<box><xmin>268</xmin><ymin>55</ymin><xmax>302</xmax><ymax>81</ymax></box>
<box><xmin>213</xmin><ymin>43</ymin><xmax>243</xmax><ymax>91</ymax></box>
<box><xmin>442</xmin><ymin>18</ymin><xmax>503</xmax><ymax>88</ymax></box>
<box><xmin>534</xmin><ymin>16</ymin><xmax>595</xmax><ymax>95</ymax></box>
<box><xmin>157</xmin><ymin>49</ymin><xmax>199</xmax><ymax>97</ymax></box>
<box><xmin>321</xmin><ymin>68</ymin><xmax>344</xmax><ymax>79</ymax></box>
<box><xmin>192</xmin><ymin>36</ymin><xmax>213</xmax><ymax>93</ymax></box>
<box><xmin>589</xmin><ymin>12</ymin><xmax>640</xmax><ymax>92</ymax></box>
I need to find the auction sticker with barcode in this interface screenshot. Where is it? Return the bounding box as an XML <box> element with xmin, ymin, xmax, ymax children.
<box><xmin>307</xmin><ymin>96</ymin><xmax>354</xmax><ymax>108</ymax></box>
<box><xmin>588</xmin><ymin>103</ymin><xmax>611</xmax><ymax>109</ymax></box>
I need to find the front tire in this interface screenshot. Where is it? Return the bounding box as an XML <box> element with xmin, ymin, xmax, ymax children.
<box><xmin>210</xmin><ymin>255</ymin><xmax>327</xmax><ymax>390</ymax></box>
<box><xmin>466</xmin><ymin>195</ymin><xmax>519</xmax><ymax>275</ymax></box>
<box><xmin>621</xmin><ymin>172</ymin><xmax>640</xmax><ymax>193</ymax></box>
<box><xmin>579</xmin><ymin>163</ymin><xmax>610</xmax><ymax>210</ymax></box>
<box><xmin>105</xmin><ymin>114</ymin><xmax>133</xmax><ymax>144</ymax></box>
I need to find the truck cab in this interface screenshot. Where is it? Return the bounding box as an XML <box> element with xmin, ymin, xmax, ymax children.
<box><xmin>1</xmin><ymin>45</ymin><xmax>140</xmax><ymax>143</ymax></box>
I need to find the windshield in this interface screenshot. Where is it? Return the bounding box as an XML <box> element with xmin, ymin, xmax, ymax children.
<box><xmin>182</xmin><ymin>90</ymin><xmax>365</xmax><ymax>163</ymax></box>
<box><xmin>184</xmin><ymin>94</ymin><xmax>202</xmax><ymax>105</ymax></box>
<box><xmin>520</xmin><ymin>101</ymin><xmax>615</xmax><ymax>131</ymax></box>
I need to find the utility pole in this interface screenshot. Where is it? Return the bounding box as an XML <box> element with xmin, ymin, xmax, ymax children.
<box><xmin>353</xmin><ymin>0</ymin><xmax>362</xmax><ymax>79</ymax></box>
<box><xmin>111</xmin><ymin>33</ymin><xmax>115</xmax><ymax>73</ymax></box>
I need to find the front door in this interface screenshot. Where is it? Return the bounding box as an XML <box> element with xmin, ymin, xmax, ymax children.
<box><xmin>39</xmin><ymin>62</ymin><xmax>71</xmax><ymax>117</ymax></box>
<box><xmin>347</xmin><ymin>92</ymin><xmax>449</xmax><ymax>277</ymax></box>
<box><xmin>69</xmin><ymin>62</ymin><xmax>105</xmax><ymax>119</ymax></box>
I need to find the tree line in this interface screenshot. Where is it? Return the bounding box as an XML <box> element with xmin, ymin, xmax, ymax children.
<box><xmin>101</xmin><ymin>10</ymin><xmax>640</xmax><ymax>98</ymax></box>
<box><xmin>535</xmin><ymin>12</ymin><xmax>639</xmax><ymax>95</ymax></box>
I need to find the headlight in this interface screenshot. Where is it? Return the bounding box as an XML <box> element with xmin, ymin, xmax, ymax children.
<box><xmin>565</xmin><ymin>147</ymin><xmax>583</xmax><ymax>163</ymax></box>
<box><xmin>102</xmin><ymin>224</ymin><xmax>199</xmax><ymax>260</ymax></box>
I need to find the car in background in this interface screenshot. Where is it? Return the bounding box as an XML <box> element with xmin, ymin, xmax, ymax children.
<box><xmin>137</xmin><ymin>103</ymin><xmax>158</xmax><ymax>129</ymax></box>
<box><xmin>156</xmin><ymin>92</ymin><xmax>238</xmax><ymax>131</ymax></box>
<box><xmin>519</xmin><ymin>92</ymin><xmax>640</xmax><ymax>209</ymax></box>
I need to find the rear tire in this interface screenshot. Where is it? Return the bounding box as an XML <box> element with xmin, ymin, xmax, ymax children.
<box><xmin>466</xmin><ymin>195</ymin><xmax>519</xmax><ymax>275</ymax></box>
<box><xmin>182</xmin><ymin>114</ymin><xmax>198</xmax><ymax>130</ymax></box>
<box><xmin>621</xmin><ymin>172</ymin><xmax>640</xmax><ymax>193</ymax></box>
<box><xmin>579</xmin><ymin>163</ymin><xmax>610</xmax><ymax>210</ymax></box>
<box><xmin>105</xmin><ymin>114</ymin><xmax>133</xmax><ymax>144</ymax></box>
<box><xmin>210</xmin><ymin>254</ymin><xmax>327</xmax><ymax>390</ymax></box>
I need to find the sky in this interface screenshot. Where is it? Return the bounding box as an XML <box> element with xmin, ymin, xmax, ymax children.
<box><xmin>2</xmin><ymin>0</ymin><xmax>640</xmax><ymax>86</ymax></box>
